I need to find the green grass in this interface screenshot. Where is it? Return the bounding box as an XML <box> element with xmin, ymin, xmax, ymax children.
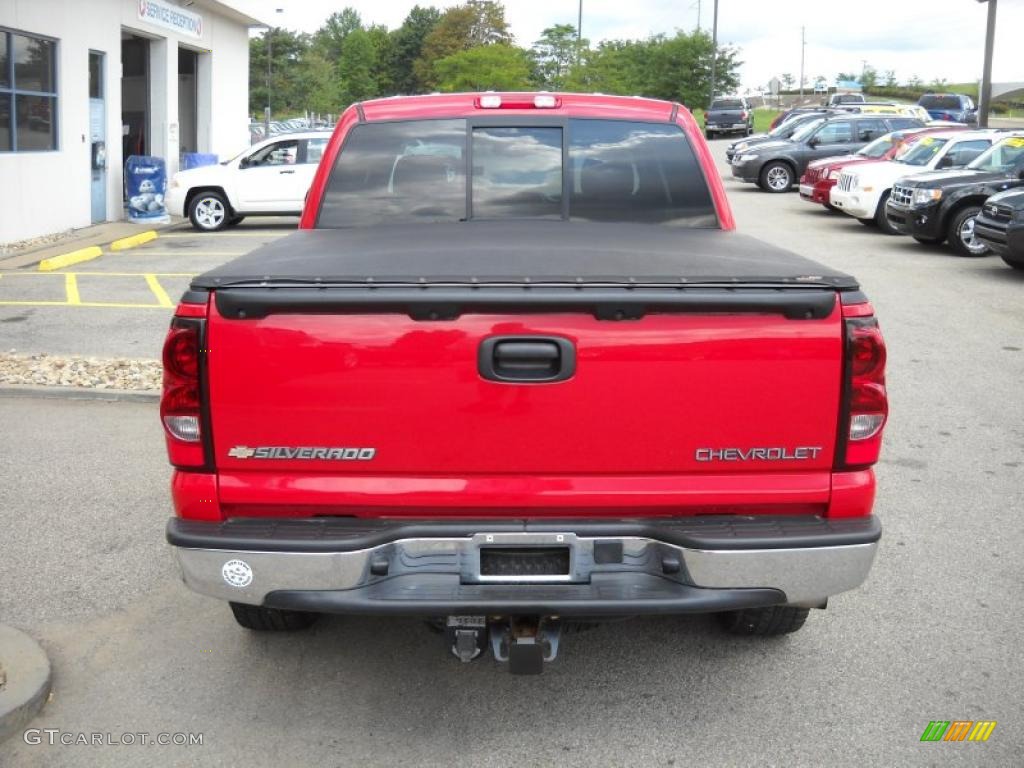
<box><xmin>691</xmin><ymin>108</ymin><xmax>780</xmax><ymax>135</ymax></box>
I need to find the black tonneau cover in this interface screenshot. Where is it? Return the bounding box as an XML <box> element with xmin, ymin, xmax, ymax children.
<box><xmin>192</xmin><ymin>221</ymin><xmax>856</xmax><ymax>289</ymax></box>
<box><xmin>192</xmin><ymin>222</ymin><xmax>857</xmax><ymax>321</ymax></box>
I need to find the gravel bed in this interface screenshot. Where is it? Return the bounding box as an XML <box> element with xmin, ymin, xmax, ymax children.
<box><xmin>0</xmin><ymin>353</ymin><xmax>161</xmax><ymax>390</ymax></box>
<box><xmin>0</xmin><ymin>229</ymin><xmax>73</xmax><ymax>256</ymax></box>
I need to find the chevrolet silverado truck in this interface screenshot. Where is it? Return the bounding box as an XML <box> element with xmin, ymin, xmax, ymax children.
<box><xmin>161</xmin><ymin>93</ymin><xmax>888</xmax><ymax>674</ymax></box>
<box><xmin>886</xmin><ymin>133</ymin><xmax>1024</xmax><ymax>256</ymax></box>
<box><xmin>732</xmin><ymin>113</ymin><xmax>924</xmax><ymax>193</ymax></box>
<box><xmin>703</xmin><ymin>97</ymin><xmax>754</xmax><ymax>139</ymax></box>
<box><xmin>975</xmin><ymin>188</ymin><xmax>1024</xmax><ymax>270</ymax></box>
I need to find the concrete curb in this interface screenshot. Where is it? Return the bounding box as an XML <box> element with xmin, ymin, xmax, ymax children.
<box><xmin>0</xmin><ymin>625</ymin><xmax>52</xmax><ymax>745</ymax></box>
<box><xmin>37</xmin><ymin>246</ymin><xmax>103</xmax><ymax>272</ymax></box>
<box><xmin>0</xmin><ymin>384</ymin><xmax>159</xmax><ymax>403</ymax></box>
<box><xmin>110</xmin><ymin>230</ymin><xmax>158</xmax><ymax>251</ymax></box>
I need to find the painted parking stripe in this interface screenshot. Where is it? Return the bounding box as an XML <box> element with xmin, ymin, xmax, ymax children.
<box><xmin>64</xmin><ymin>273</ymin><xmax>81</xmax><ymax>305</ymax></box>
<box><xmin>145</xmin><ymin>274</ymin><xmax>175</xmax><ymax>308</ymax></box>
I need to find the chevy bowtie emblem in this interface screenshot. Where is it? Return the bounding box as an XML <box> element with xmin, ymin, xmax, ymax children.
<box><xmin>228</xmin><ymin>445</ymin><xmax>376</xmax><ymax>461</ymax></box>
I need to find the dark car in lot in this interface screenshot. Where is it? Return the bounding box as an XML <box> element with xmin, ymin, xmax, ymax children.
<box><xmin>727</xmin><ymin>111</ymin><xmax>841</xmax><ymax>162</ymax></box>
<box><xmin>918</xmin><ymin>93</ymin><xmax>978</xmax><ymax>125</ymax></box>
<box><xmin>704</xmin><ymin>97</ymin><xmax>754</xmax><ymax>139</ymax></box>
<box><xmin>974</xmin><ymin>188</ymin><xmax>1024</xmax><ymax>270</ymax></box>
<box><xmin>731</xmin><ymin>114</ymin><xmax>924</xmax><ymax>193</ymax></box>
<box><xmin>768</xmin><ymin>106</ymin><xmax>837</xmax><ymax>131</ymax></box>
<box><xmin>885</xmin><ymin>134</ymin><xmax>1024</xmax><ymax>256</ymax></box>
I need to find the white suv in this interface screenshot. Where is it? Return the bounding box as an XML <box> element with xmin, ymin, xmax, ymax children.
<box><xmin>829</xmin><ymin>130</ymin><xmax>995</xmax><ymax>232</ymax></box>
<box><xmin>166</xmin><ymin>131</ymin><xmax>332</xmax><ymax>231</ymax></box>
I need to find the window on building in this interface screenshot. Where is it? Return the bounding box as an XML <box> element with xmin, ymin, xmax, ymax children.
<box><xmin>0</xmin><ymin>29</ymin><xmax>58</xmax><ymax>152</ymax></box>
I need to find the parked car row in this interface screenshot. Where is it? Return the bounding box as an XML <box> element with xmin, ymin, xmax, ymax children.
<box><xmin>777</xmin><ymin>123</ymin><xmax>1024</xmax><ymax>267</ymax></box>
<box><xmin>730</xmin><ymin>113</ymin><xmax>928</xmax><ymax>192</ymax></box>
<box><xmin>249</xmin><ymin>117</ymin><xmax>335</xmax><ymax>144</ymax></box>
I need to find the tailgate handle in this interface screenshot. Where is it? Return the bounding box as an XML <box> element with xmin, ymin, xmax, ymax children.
<box><xmin>479</xmin><ymin>337</ymin><xmax>576</xmax><ymax>383</ymax></box>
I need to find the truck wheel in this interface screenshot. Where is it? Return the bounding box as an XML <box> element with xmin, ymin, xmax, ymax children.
<box><xmin>1002</xmin><ymin>255</ymin><xmax>1024</xmax><ymax>271</ymax></box>
<box><xmin>759</xmin><ymin>162</ymin><xmax>793</xmax><ymax>193</ymax></box>
<box><xmin>705</xmin><ymin>130</ymin><xmax>713</xmax><ymax>140</ymax></box>
<box><xmin>188</xmin><ymin>191</ymin><xmax>231</xmax><ymax>232</ymax></box>
<box><xmin>874</xmin><ymin>192</ymin><xmax>899</xmax><ymax>235</ymax></box>
<box><xmin>948</xmin><ymin>206</ymin><xmax>991</xmax><ymax>257</ymax></box>
<box><xmin>718</xmin><ymin>605</ymin><xmax>809</xmax><ymax>636</ymax></box>
<box><xmin>229</xmin><ymin>602</ymin><xmax>317</xmax><ymax>631</ymax></box>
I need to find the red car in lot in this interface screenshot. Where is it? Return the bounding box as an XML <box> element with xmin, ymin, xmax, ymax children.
<box><xmin>799</xmin><ymin>126</ymin><xmax>963</xmax><ymax>208</ymax></box>
<box><xmin>160</xmin><ymin>92</ymin><xmax>887</xmax><ymax>673</ymax></box>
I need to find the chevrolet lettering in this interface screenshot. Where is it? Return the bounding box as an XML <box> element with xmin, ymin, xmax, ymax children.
<box><xmin>695</xmin><ymin>446</ymin><xmax>824</xmax><ymax>462</ymax></box>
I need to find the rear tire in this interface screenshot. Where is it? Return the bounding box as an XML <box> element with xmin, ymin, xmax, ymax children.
<box><xmin>874</xmin><ymin>192</ymin><xmax>899</xmax><ymax>235</ymax></box>
<box><xmin>758</xmin><ymin>162</ymin><xmax>794</xmax><ymax>193</ymax></box>
<box><xmin>948</xmin><ymin>206</ymin><xmax>991</xmax><ymax>257</ymax></box>
<box><xmin>718</xmin><ymin>605</ymin><xmax>810</xmax><ymax>636</ymax></box>
<box><xmin>229</xmin><ymin>602</ymin><xmax>317</xmax><ymax>631</ymax></box>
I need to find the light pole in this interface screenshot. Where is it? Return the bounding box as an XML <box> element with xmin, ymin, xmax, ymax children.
<box><xmin>977</xmin><ymin>0</ymin><xmax>997</xmax><ymax>128</ymax></box>
<box><xmin>263</xmin><ymin>8</ymin><xmax>283</xmax><ymax>137</ymax></box>
<box><xmin>708</xmin><ymin>0</ymin><xmax>719</xmax><ymax>108</ymax></box>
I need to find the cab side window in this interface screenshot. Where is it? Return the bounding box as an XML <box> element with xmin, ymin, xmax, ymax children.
<box><xmin>814</xmin><ymin>121</ymin><xmax>852</xmax><ymax>144</ymax></box>
<box><xmin>304</xmin><ymin>138</ymin><xmax>328</xmax><ymax>165</ymax></box>
<box><xmin>856</xmin><ymin>120</ymin><xmax>887</xmax><ymax>141</ymax></box>
<box><xmin>945</xmin><ymin>140</ymin><xmax>991</xmax><ymax>167</ymax></box>
<box><xmin>244</xmin><ymin>139</ymin><xmax>298</xmax><ymax>168</ymax></box>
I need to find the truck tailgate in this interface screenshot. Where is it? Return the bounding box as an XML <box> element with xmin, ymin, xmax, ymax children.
<box><xmin>206</xmin><ymin>305</ymin><xmax>842</xmax><ymax>478</ymax></box>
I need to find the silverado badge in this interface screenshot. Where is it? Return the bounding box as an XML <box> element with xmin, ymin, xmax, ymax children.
<box><xmin>228</xmin><ymin>446</ymin><xmax>376</xmax><ymax>460</ymax></box>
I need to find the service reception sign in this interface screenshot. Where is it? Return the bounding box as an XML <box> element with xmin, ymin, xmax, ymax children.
<box><xmin>138</xmin><ymin>0</ymin><xmax>203</xmax><ymax>39</ymax></box>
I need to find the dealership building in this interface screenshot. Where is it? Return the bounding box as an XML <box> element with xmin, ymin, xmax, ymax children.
<box><xmin>1</xmin><ymin>0</ymin><xmax>263</xmax><ymax>244</ymax></box>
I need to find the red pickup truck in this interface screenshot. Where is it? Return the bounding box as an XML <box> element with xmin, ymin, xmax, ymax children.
<box><xmin>162</xmin><ymin>93</ymin><xmax>887</xmax><ymax>673</ymax></box>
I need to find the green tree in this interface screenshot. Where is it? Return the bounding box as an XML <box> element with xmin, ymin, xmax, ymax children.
<box><xmin>860</xmin><ymin>64</ymin><xmax>878</xmax><ymax>89</ymax></box>
<box><xmin>303</xmin><ymin>50</ymin><xmax>343</xmax><ymax>114</ymax></box>
<box><xmin>249</xmin><ymin>28</ymin><xmax>312</xmax><ymax>115</ymax></box>
<box><xmin>366</xmin><ymin>23</ymin><xmax>396</xmax><ymax>95</ymax></box>
<box><xmin>532</xmin><ymin>24</ymin><xmax>587</xmax><ymax>90</ymax></box>
<box><xmin>884</xmin><ymin>69</ymin><xmax>897</xmax><ymax>87</ymax></box>
<box><xmin>338</xmin><ymin>28</ymin><xmax>378</xmax><ymax>106</ymax></box>
<box><xmin>389</xmin><ymin>6</ymin><xmax>443</xmax><ymax>93</ymax></box>
<box><xmin>313</xmin><ymin>8</ymin><xmax>363</xmax><ymax>60</ymax></box>
<box><xmin>836</xmin><ymin>72</ymin><xmax>857</xmax><ymax>83</ymax></box>
<box><xmin>415</xmin><ymin>2</ymin><xmax>512</xmax><ymax>89</ymax></box>
<box><xmin>434</xmin><ymin>44</ymin><xmax>532</xmax><ymax>91</ymax></box>
<box><xmin>781</xmin><ymin>73</ymin><xmax>794</xmax><ymax>90</ymax></box>
<box><xmin>907</xmin><ymin>74</ymin><xmax>923</xmax><ymax>89</ymax></box>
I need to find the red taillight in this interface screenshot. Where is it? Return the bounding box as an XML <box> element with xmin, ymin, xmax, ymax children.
<box><xmin>740</xmin><ymin>111</ymin><xmax>748</xmax><ymax>120</ymax></box>
<box><xmin>161</xmin><ymin>317</ymin><xmax>207</xmax><ymax>468</ymax></box>
<box><xmin>840</xmin><ymin>315</ymin><xmax>888</xmax><ymax>468</ymax></box>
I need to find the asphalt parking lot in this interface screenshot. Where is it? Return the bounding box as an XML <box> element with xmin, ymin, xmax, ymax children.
<box><xmin>1</xmin><ymin>140</ymin><xmax>1022</xmax><ymax>766</ymax></box>
<box><xmin>0</xmin><ymin>220</ymin><xmax>294</xmax><ymax>358</ymax></box>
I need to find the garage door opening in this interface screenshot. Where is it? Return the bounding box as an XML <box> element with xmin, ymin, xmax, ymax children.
<box><xmin>178</xmin><ymin>47</ymin><xmax>198</xmax><ymax>157</ymax></box>
<box><xmin>121</xmin><ymin>34</ymin><xmax>150</xmax><ymax>160</ymax></box>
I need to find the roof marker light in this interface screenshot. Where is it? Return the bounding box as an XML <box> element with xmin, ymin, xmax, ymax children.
<box><xmin>479</xmin><ymin>95</ymin><xmax>502</xmax><ymax>109</ymax></box>
<box><xmin>534</xmin><ymin>94</ymin><xmax>558</xmax><ymax>108</ymax></box>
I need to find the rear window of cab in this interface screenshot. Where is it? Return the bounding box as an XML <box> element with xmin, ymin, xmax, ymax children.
<box><xmin>316</xmin><ymin>118</ymin><xmax>718</xmax><ymax>228</ymax></box>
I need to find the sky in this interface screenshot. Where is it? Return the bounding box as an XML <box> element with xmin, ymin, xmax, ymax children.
<box><xmin>231</xmin><ymin>0</ymin><xmax>1024</xmax><ymax>92</ymax></box>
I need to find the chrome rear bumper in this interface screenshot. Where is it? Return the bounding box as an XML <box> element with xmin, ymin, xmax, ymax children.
<box><xmin>168</xmin><ymin>516</ymin><xmax>879</xmax><ymax>614</ymax></box>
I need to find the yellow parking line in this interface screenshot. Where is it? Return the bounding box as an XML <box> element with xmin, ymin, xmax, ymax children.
<box><xmin>0</xmin><ymin>300</ymin><xmax>167</xmax><ymax>309</ymax></box>
<box><xmin>161</xmin><ymin>232</ymin><xmax>289</xmax><ymax>238</ymax></box>
<box><xmin>145</xmin><ymin>274</ymin><xmax>175</xmax><ymax>308</ymax></box>
<box><xmin>126</xmin><ymin>251</ymin><xmax>250</xmax><ymax>256</ymax></box>
<box><xmin>65</xmin><ymin>273</ymin><xmax>81</xmax><ymax>305</ymax></box>
<box><xmin>0</xmin><ymin>271</ymin><xmax>196</xmax><ymax>278</ymax></box>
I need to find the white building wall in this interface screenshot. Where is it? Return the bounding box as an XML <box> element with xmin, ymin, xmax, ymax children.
<box><xmin>0</xmin><ymin>0</ymin><xmax>253</xmax><ymax>245</ymax></box>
